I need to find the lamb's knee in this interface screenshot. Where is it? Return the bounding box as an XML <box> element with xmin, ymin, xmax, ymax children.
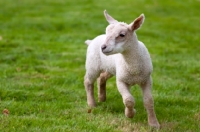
<box><xmin>84</xmin><ymin>77</ymin><xmax>92</xmax><ymax>90</ymax></box>
<box><xmin>143</xmin><ymin>96</ymin><xmax>154</xmax><ymax>109</ymax></box>
<box><xmin>124</xmin><ymin>97</ymin><xmax>134</xmax><ymax>108</ymax></box>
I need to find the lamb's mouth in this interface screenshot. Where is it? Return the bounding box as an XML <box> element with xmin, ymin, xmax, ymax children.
<box><xmin>102</xmin><ymin>50</ymin><xmax>113</xmax><ymax>55</ymax></box>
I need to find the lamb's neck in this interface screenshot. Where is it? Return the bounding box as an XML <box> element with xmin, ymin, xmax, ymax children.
<box><xmin>121</xmin><ymin>38</ymin><xmax>142</xmax><ymax>71</ymax></box>
<box><xmin>124</xmin><ymin>37</ymin><xmax>140</xmax><ymax>60</ymax></box>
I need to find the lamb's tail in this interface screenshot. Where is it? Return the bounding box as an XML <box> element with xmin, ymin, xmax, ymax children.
<box><xmin>85</xmin><ymin>40</ymin><xmax>92</xmax><ymax>46</ymax></box>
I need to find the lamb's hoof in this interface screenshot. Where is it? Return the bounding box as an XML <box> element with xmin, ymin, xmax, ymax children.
<box><xmin>98</xmin><ymin>97</ymin><xmax>106</xmax><ymax>102</ymax></box>
<box><xmin>149</xmin><ymin>120</ymin><xmax>160</xmax><ymax>129</ymax></box>
<box><xmin>125</xmin><ymin>108</ymin><xmax>136</xmax><ymax>118</ymax></box>
<box><xmin>88</xmin><ymin>102</ymin><xmax>96</xmax><ymax>108</ymax></box>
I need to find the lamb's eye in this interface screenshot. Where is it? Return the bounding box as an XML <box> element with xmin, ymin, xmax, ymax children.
<box><xmin>119</xmin><ymin>34</ymin><xmax>125</xmax><ymax>37</ymax></box>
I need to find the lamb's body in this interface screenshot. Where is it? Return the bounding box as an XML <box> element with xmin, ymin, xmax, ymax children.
<box><xmin>86</xmin><ymin>34</ymin><xmax>152</xmax><ymax>85</ymax></box>
<box><xmin>84</xmin><ymin>10</ymin><xmax>160</xmax><ymax>129</ymax></box>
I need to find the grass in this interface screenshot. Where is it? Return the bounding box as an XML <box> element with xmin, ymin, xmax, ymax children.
<box><xmin>0</xmin><ymin>0</ymin><xmax>200</xmax><ymax>131</ymax></box>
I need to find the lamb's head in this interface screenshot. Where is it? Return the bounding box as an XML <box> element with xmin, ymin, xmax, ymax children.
<box><xmin>101</xmin><ymin>10</ymin><xmax>145</xmax><ymax>55</ymax></box>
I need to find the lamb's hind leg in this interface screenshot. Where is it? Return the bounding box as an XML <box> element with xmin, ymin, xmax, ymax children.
<box><xmin>117</xmin><ymin>80</ymin><xmax>136</xmax><ymax>118</ymax></box>
<box><xmin>84</xmin><ymin>74</ymin><xmax>97</xmax><ymax>108</ymax></box>
<box><xmin>97</xmin><ymin>72</ymin><xmax>112</xmax><ymax>102</ymax></box>
<box><xmin>140</xmin><ymin>77</ymin><xmax>160</xmax><ymax>129</ymax></box>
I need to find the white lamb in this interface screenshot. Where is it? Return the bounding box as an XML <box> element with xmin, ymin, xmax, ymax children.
<box><xmin>84</xmin><ymin>10</ymin><xmax>160</xmax><ymax>128</ymax></box>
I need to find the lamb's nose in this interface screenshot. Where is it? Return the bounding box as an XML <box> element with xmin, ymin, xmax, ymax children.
<box><xmin>101</xmin><ymin>45</ymin><xmax>107</xmax><ymax>51</ymax></box>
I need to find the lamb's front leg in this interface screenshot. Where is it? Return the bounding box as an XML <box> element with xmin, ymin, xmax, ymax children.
<box><xmin>140</xmin><ymin>77</ymin><xmax>160</xmax><ymax>129</ymax></box>
<box><xmin>117</xmin><ymin>80</ymin><xmax>136</xmax><ymax>118</ymax></box>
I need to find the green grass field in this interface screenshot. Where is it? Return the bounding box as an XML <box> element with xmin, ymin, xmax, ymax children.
<box><xmin>0</xmin><ymin>0</ymin><xmax>200</xmax><ymax>131</ymax></box>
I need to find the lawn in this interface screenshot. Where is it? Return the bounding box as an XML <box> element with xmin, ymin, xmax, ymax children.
<box><xmin>0</xmin><ymin>0</ymin><xmax>200</xmax><ymax>131</ymax></box>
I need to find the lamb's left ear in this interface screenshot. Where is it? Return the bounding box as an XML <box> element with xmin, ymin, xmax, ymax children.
<box><xmin>104</xmin><ymin>10</ymin><xmax>118</xmax><ymax>24</ymax></box>
<box><xmin>129</xmin><ymin>14</ymin><xmax>145</xmax><ymax>31</ymax></box>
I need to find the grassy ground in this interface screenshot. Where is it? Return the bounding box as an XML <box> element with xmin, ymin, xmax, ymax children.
<box><xmin>0</xmin><ymin>0</ymin><xmax>200</xmax><ymax>131</ymax></box>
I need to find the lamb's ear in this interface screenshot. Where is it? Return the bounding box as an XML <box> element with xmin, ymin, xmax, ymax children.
<box><xmin>129</xmin><ymin>14</ymin><xmax>145</xmax><ymax>31</ymax></box>
<box><xmin>104</xmin><ymin>10</ymin><xmax>118</xmax><ymax>24</ymax></box>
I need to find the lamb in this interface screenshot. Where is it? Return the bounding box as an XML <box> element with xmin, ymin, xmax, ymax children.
<box><xmin>84</xmin><ymin>10</ymin><xmax>160</xmax><ymax>128</ymax></box>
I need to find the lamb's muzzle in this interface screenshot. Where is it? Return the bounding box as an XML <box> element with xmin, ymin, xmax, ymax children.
<box><xmin>84</xmin><ymin>10</ymin><xmax>160</xmax><ymax>129</ymax></box>
<box><xmin>101</xmin><ymin>44</ymin><xmax>113</xmax><ymax>55</ymax></box>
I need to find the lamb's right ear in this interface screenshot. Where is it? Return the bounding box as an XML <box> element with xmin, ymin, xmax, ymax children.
<box><xmin>104</xmin><ymin>10</ymin><xmax>118</xmax><ymax>24</ymax></box>
<box><xmin>129</xmin><ymin>14</ymin><xmax>145</xmax><ymax>31</ymax></box>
